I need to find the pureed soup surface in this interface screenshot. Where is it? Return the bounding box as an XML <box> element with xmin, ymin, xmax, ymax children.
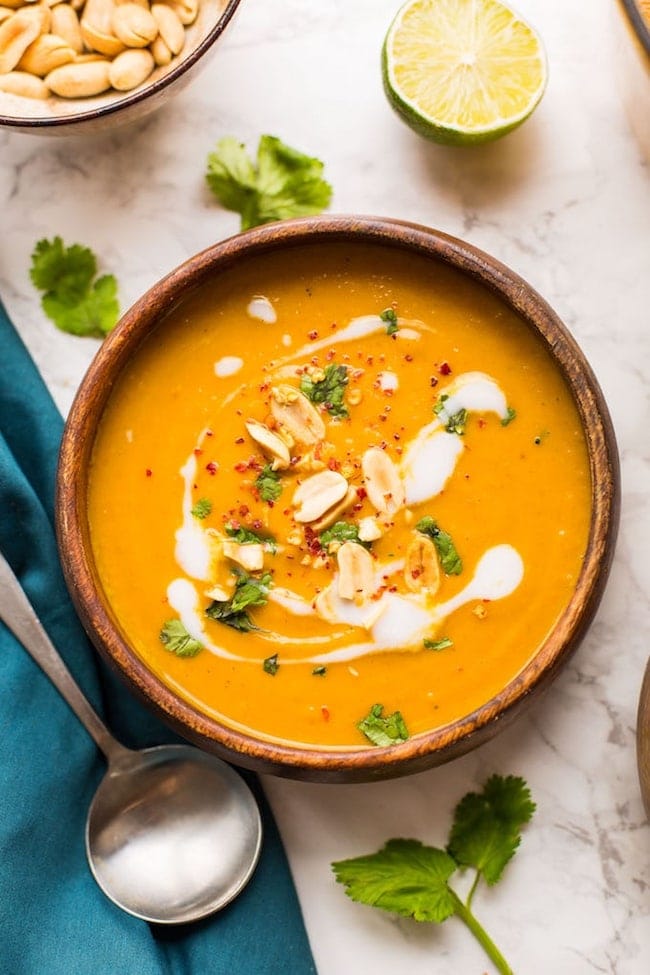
<box><xmin>88</xmin><ymin>242</ymin><xmax>592</xmax><ymax>749</ymax></box>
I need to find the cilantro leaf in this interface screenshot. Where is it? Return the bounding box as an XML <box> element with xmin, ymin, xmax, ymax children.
<box><xmin>357</xmin><ymin>703</ymin><xmax>409</xmax><ymax>747</ymax></box>
<box><xmin>159</xmin><ymin>619</ymin><xmax>203</xmax><ymax>657</ymax></box>
<box><xmin>263</xmin><ymin>653</ymin><xmax>279</xmax><ymax>675</ymax></box>
<box><xmin>191</xmin><ymin>498</ymin><xmax>212</xmax><ymax>519</ymax></box>
<box><xmin>332</xmin><ymin>840</ymin><xmax>458</xmax><ymax>923</ymax></box>
<box><xmin>416</xmin><ymin>517</ymin><xmax>462</xmax><ymax>576</ymax></box>
<box><xmin>434</xmin><ymin>394</ymin><xmax>467</xmax><ymax>435</ymax></box>
<box><xmin>380</xmin><ymin>307</ymin><xmax>399</xmax><ymax>335</ymax></box>
<box><xmin>205</xmin><ymin>570</ymin><xmax>272</xmax><ymax>632</ymax></box>
<box><xmin>312</xmin><ymin>665</ymin><xmax>327</xmax><ymax>676</ymax></box>
<box><xmin>320</xmin><ymin>521</ymin><xmax>369</xmax><ymax>550</ymax></box>
<box><xmin>225</xmin><ymin>521</ymin><xmax>276</xmax><ymax>551</ymax></box>
<box><xmin>300</xmin><ymin>363</ymin><xmax>349</xmax><ymax>419</ymax></box>
<box><xmin>332</xmin><ymin>775</ymin><xmax>535</xmax><ymax>975</ymax></box>
<box><xmin>255</xmin><ymin>464</ymin><xmax>282</xmax><ymax>503</ymax></box>
<box><xmin>423</xmin><ymin>637</ymin><xmax>453</xmax><ymax>651</ymax></box>
<box><xmin>447</xmin><ymin>775</ymin><xmax>535</xmax><ymax>886</ymax></box>
<box><xmin>30</xmin><ymin>237</ymin><xmax>119</xmax><ymax>337</ymax></box>
<box><xmin>501</xmin><ymin>407</ymin><xmax>517</xmax><ymax>427</ymax></box>
<box><xmin>206</xmin><ymin>135</ymin><xmax>332</xmax><ymax>231</ymax></box>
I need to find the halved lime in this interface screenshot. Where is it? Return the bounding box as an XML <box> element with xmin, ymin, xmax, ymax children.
<box><xmin>382</xmin><ymin>0</ymin><xmax>548</xmax><ymax>146</ymax></box>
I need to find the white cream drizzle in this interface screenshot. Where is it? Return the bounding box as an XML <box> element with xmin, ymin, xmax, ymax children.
<box><xmin>400</xmin><ymin>372</ymin><xmax>510</xmax><ymax>506</ymax></box>
<box><xmin>247</xmin><ymin>295</ymin><xmax>277</xmax><ymax>323</ymax></box>
<box><xmin>377</xmin><ymin>370</ymin><xmax>399</xmax><ymax>392</ymax></box>
<box><xmin>214</xmin><ymin>356</ymin><xmax>244</xmax><ymax>378</ymax></box>
<box><xmin>174</xmin><ymin>431</ymin><xmax>215</xmax><ymax>581</ymax></box>
<box><xmin>308</xmin><ymin>545</ymin><xmax>524</xmax><ymax>664</ymax></box>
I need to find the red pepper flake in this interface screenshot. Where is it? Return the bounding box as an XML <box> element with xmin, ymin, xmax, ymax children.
<box><xmin>252</xmin><ymin>519</ymin><xmax>263</xmax><ymax>530</ymax></box>
<box><xmin>478</xmin><ymin>418</ymin><xmax>487</xmax><ymax>428</ymax></box>
<box><xmin>205</xmin><ymin>429</ymin><xmax>214</xmax><ymax>437</ymax></box>
<box><xmin>379</xmin><ymin>414</ymin><xmax>387</xmax><ymax>422</ymax></box>
<box><xmin>239</xmin><ymin>505</ymin><xmax>249</xmax><ymax>517</ymax></box>
<box><xmin>258</xmin><ymin>382</ymin><xmax>270</xmax><ymax>393</ymax></box>
<box><xmin>395</xmin><ymin>446</ymin><xmax>403</xmax><ymax>455</ymax></box>
<box><xmin>326</xmin><ymin>348</ymin><xmax>336</xmax><ymax>361</ymax></box>
<box><xmin>430</xmin><ymin>376</ymin><xmax>439</xmax><ymax>388</ymax></box>
<box><xmin>206</xmin><ymin>462</ymin><xmax>218</xmax><ymax>475</ymax></box>
<box><xmin>388</xmin><ymin>585</ymin><xmax>398</xmax><ymax>593</ymax></box>
<box><xmin>366</xmin><ymin>355</ymin><xmax>374</xmax><ymax>366</ymax></box>
<box><xmin>439</xmin><ymin>361</ymin><xmax>452</xmax><ymax>375</ymax></box>
<box><xmin>331</xmin><ymin>322</ymin><xmax>337</xmax><ymax>330</ymax></box>
<box><xmin>327</xmin><ymin>457</ymin><xmax>341</xmax><ymax>471</ymax></box>
<box><xmin>228</xmin><ymin>517</ymin><xmax>240</xmax><ymax>529</ymax></box>
<box><xmin>193</xmin><ymin>448</ymin><xmax>203</xmax><ymax>456</ymax></box>
<box><xmin>356</xmin><ymin>487</ymin><xmax>367</xmax><ymax>500</ymax></box>
<box><xmin>352</xmin><ymin>503</ymin><xmax>363</xmax><ymax>512</ymax></box>
<box><xmin>321</xmin><ymin>706</ymin><xmax>330</xmax><ymax>722</ymax></box>
<box><xmin>145</xmin><ymin>468</ymin><xmax>152</xmax><ymax>477</ymax></box>
<box><xmin>234</xmin><ymin>462</ymin><xmax>248</xmax><ymax>473</ymax></box>
<box><xmin>235</xmin><ymin>437</ymin><xmax>245</xmax><ymax>445</ymax></box>
<box><xmin>404</xmin><ymin>354</ymin><xmax>413</xmax><ymax>363</ymax></box>
<box><xmin>308</xmin><ymin>330</ymin><xmax>318</xmax><ymax>340</ymax></box>
<box><xmin>394</xmin><ymin>433</ymin><xmax>401</xmax><ymax>441</ymax></box>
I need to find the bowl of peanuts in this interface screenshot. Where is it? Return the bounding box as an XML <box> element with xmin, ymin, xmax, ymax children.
<box><xmin>0</xmin><ymin>0</ymin><xmax>241</xmax><ymax>133</ymax></box>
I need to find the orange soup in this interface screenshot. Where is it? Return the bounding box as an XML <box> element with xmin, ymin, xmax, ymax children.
<box><xmin>88</xmin><ymin>242</ymin><xmax>591</xmax><ymax>748</ymax></box>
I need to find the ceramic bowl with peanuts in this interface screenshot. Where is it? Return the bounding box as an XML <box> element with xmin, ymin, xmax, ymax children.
<box><xmin>0</xmin><ymin>0</ymin><xmax>241</xmax><ymax>133</ymax></box>
<box><xmin>56</xmin><ymin>216</ymin><xmax>620</xmax><ymax>782</ymax></box>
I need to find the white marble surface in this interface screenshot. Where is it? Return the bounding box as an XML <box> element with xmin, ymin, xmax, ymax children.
<box><xmin>1</xmin><ymin>0</ymin><xmax>649</xmax><ymax>972</ymax></box>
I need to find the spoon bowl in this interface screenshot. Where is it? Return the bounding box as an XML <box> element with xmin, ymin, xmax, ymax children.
<box><xmin>87</xmin><ymin>744</ymin><xmax>262</xmax><ymax>924</ymax></box>
<box><xmin>0</xmin><ymin>552</ymin><xmax>262</xmax><ymax>923</ymax></box>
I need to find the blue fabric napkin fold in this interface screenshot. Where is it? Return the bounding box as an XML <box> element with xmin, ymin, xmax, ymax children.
<box><xmin>0</xmin><ymin>300</ymin><xmax>317</xmax><ymax>975</ymax></box>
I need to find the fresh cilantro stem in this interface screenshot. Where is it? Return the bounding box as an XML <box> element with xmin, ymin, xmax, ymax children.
<box><xmin>449</xmin><ymin>889</ymin><xmax>513</xmax><ymax>975</ymax></box>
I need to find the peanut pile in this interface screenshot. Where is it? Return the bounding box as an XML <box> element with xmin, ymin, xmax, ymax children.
<box><xmin>0</xmin><ymin>0</ymin><xmax>198</xmax><ymax>100</ymax></box>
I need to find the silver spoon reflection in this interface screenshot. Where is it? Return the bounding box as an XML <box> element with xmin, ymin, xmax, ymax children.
<box><xmin>0</xmin><ymin>552</ymin><xmax>262</xmax><ymax>924</ymax></box>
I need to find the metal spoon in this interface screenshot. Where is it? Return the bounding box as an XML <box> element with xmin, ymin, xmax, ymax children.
<box><xmin>0</xmin><ymin>552</ymin><xmax>262</xmax><ymax>924</ymax></box>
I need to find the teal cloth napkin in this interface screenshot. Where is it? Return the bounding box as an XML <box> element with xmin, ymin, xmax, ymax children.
<box><xmin>0</xmin><ymin>300</ymin><xmax>317</xmax><ymax>975</ymax></box>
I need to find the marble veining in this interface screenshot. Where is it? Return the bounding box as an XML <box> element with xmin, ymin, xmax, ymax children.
<box><xmin>1</xmin><ymin>1</ymin><xmax>649</xmax><ymax>972</ymax></box>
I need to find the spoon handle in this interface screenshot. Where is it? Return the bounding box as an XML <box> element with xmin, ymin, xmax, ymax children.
<box><xmin>0</xmin><ymin>551</ymin><xmax>127</xmax><ymax>763</ymax></box>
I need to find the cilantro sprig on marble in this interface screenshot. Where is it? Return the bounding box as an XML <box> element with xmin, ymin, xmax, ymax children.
<box><xmin>206</xmin><ymin>135</ymin><xmax>332</xmax><ymax>230</ymax></box>
<box><xmin>333</xmin><ymin>775</ymin><xmax>535</xmax><ymax>975</ymax></box>
<box><xmin>30</xmin><ymin>237</ymin><xmax>119</xmax><ymax>337</ymax></box>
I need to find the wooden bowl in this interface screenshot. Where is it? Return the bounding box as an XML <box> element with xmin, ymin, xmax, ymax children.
<box><xmin>0</xmin><ymin>0</ymin><xmax>241</xmax><ymax>136</ymax></box>
<box><xmin>56</xmin><ymin>216</ymin><xmax>620</xmax><ymax>782</ymax></box>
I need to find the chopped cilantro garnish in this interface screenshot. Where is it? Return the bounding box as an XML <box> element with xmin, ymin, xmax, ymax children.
<box><xmin>501</xmin><ymin>407</ymin><xmax>517</xmax><ymax>427</ymax></box>
<box><xmin>380</xmin><ymin>307</ymin><xmax>399</xmax><ymax>335</ymax></box>
<box><xmin>312</xmin><ymin>665</ymin><xmax>327</xmax><ymax>676</ymax></box>
<box><xmin>205</xmin><ymin>135</ymin><xmax>332</xmax><ymax>231</ymax></box>
<box><xmin>263</xmin><ymin>653</ymin><xmax>279</xmax><ymax>675</ymax></box>
<box><xmin>300</xmin><ymin>363</ymin><xmax>349</xmax><ymax>419</ymax></box>
<box><xmin>320</xmin><ymin>521</ymin><xmax>370</xmax><ymax>550</ymax></box>
<box><xmin>423</xmin><ymin>637</ymin><xmax>453</xmax><ymax>651</ymax></box>
<box><xmin>205</xmin><ymin>569</ymin><xmax>272</xmax><ymax>632</ymax></box>
<box><xmin>434</xmin><ymin>395</ymin><xmax>467</xmax><ymax>435</ymax></box>
<box><xmin>357</xmin><ymin>703</ymin><xmax>409</xmax><ymax>747</ymax></box>
<box><xmin>191</xmin><ymin>497</ymin><xmax>212</xmax><ymax>519</ymax></box>
<box><xmin>332</xmin><ymin>775</ymin><xmax>535</xmax><ymax>975</ymax></box>
<box><xmin>416</xmin><ymin>517</ymin><xmax>462</xmax><ymax>575</ymax></box>
<box><xmin>30</xmin><ymin>237</ymin><xmax>119</xmax><ymax>338</ymax></box>
<box><xmin>255</xmin><ymin>464</ymin><xmax>282</xmax><ymax>503</ymax></box>
<box><xmin>225</xmin><ymin>521</ymin><xmax>276</xmax><ymax>551</ymax></box>
<box><xmin>159</xmin><ymin>619</ymin><xmax>203</xmax><ymax>657</ymax></box>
